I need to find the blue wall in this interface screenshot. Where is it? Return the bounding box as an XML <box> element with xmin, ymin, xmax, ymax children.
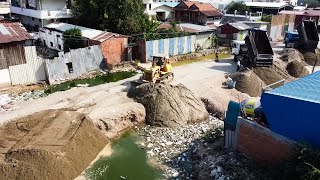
<box><xmin>261</xmin><ymin>93</ymin><xmax>320</xmax><ymax>148</ymax></box>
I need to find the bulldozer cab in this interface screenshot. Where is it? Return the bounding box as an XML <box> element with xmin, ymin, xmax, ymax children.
<box><xmin>152</xmin><ymin>55</ymin><xmax>166</xmax><ymax>67</ymax></box>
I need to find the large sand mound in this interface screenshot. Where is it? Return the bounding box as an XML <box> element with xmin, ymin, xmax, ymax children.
<box><xmin>128</xmin><ymin>83</ymin><xmax>209</xmax><ymax>127</ymax></box>
<box><xmin>0</xmin><ymin>109</ymin><xmax>108</xmax><ymax>180</ymax></box>
<box><xmin>253</xmin><ymin>65</ymin><xmax>288</xmax><ymax>88</ymax></box>
<box><xmin>228</xmin><ymin>70</ymin><xmax>265</xmax><ymax>97</ymax></box>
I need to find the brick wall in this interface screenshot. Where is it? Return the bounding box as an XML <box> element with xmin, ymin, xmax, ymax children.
<box><xmin>100</xmin><ymin>37</ymin><xmax>127</xmax><ymax>66</ymax></box>
<box><xmin>235</xmin><ymin>118</ymin><xmax>297</xmax><ymax>164</ymax></box>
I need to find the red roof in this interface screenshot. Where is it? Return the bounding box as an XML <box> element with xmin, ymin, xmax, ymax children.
<box><xmin>0</xmin><ymin>20</ymin><xmax>32</xmax><ymax>44</ymax></box>
<box><xmin>193</xmin><ymin>3</ymin><xmax>222</xmax><ymax>17</ymax></box>
<box><xmin>91</xmin><ymin>32</ymin><xmax>127</xmax><ymax>42</ymax></box>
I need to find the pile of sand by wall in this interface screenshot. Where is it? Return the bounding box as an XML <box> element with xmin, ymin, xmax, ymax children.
<box><xmin>228</xmin><ymin>70</ymin><xmax>266</xmax><ymax>97</ymax></box>
<box><xmin>0</xmin><ymin>109</ymin><xmax>108</xmax><ymax>180</ymax></box>
<box><xmin>286</xmin><ymin>60</ymin><xmax>309</xmax><ymax>78</ymax></box>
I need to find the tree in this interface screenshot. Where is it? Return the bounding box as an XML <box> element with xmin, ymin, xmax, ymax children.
<box><xmin>63</xmin><ymin>28</ymin><xmax>86</xmax><ymax>51</ymax></box>
<box><xmin>226</xmin><ymin>2</ymin><xmax>249</xmax><ymax>14</ymax></box>
<box><xmin>261</xmin><ymin>14</ymin><xmax>272</xmax><ymax>22</ymax></box>
<box><xmin>140</xmin><ymin>16</ymin><xmax>161</xmax><ymax>40</ymax></box>
<box><xmin>72</xmin><ymin>0</ymin><xmax>146</xmax><ymax>35</ymax></box>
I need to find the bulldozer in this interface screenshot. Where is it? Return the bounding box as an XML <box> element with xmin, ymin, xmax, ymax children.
<box><xmin>134</xmin><ymin>55</ymin><xmax>174</xmax><ymax>84</ymax></box>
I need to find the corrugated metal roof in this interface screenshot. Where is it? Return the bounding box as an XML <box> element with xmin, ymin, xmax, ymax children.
<box><xmin>265</xmin><ymin>72</ymin><xmax>320</xmax><ymax>103</ymax></box>
<box><xmin>153</xmin><ymin>2</ymin><xmax>179</xmax><ymax>8</ymax></box>
<box><xmin>229</xmin><ymin>22</ymin><xmax>251</xmax><ymax>30</ymax></box>
<box><xmin>44</xmin><ymin>23</ymin><xmax>104</xmax><ymax>39</ymax></box>
<box><xmin>0</xmin><ymin>20</ymin><xmax>32</xmax><ymax>44</ymax></box>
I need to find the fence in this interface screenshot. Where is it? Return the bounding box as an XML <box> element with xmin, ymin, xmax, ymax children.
<box><xmin>142</xmin><ymin>33</ymin><xmax>213</xmax><ymax>61</ymax></box>
<box><xmin>0</xmin><ymin>46</ymin><xmax>46</xmax><ymax>87</ymax></box>
<box><xmin>9</xmin><ymin>46</ymin><xmax>46</xmax><ymax>85</ymax></box>
<box><xmin>45</xmin><ymin>45</ymin><xmax>104</xmax><ymax>84</ymax></box>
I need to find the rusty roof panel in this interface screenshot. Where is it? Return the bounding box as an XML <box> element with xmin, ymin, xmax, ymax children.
<box><xmin>0</xmin><ymin>20</ymin><xmax>32</xmax><ymax>44</ymax></box>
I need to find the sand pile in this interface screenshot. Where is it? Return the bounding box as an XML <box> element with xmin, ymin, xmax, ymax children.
<box><xmin>254</xmin><ymin>65</ymin><xmax>286</xmax><ymax>88</ymax></box>
<box><xmin>128</xmin><ymin>83</ymin><xmax>209</xmax><ymax>127</ymax></box>
<box><xmin>304</xmin><ymin>51</ymin><xmax>320</xmax><ymax>66</ymax></box>
<box><xmin>286</xmin><ymin>61</ymin><xmax>310</xmax><ymax>78</ymax></box>
<box><xmin>0</xmin><ymin>109</ymin><xmax>108</xmax><ymax>180</ymax></box>
<box><xmin>228</xmin><ymin>70</ymin><xmax>265</xmax><ymax>97</ymax></box>
<box><xmin>279</xmin><ymin>48</ymin><xmax>305</xmax><ymax>62</ymax></box>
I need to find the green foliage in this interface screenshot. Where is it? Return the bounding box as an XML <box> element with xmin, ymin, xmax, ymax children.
<box><xmin>204</xmin><ymin>127</ymin><xmax>223</xmax><ymax>143</ymax></box>
<box><xmin>261</xmin><ymin>14</ymin><xmax>272</xmax><ymax>22</ymax></box>
<box><xmin>72</xmin><ymin>0</ymin><xmax>145</xmax><ymax>35</ymax></box>
<box><xmin>226</xmin><ymin>2</ymin><xmax>249</xmax><ymax>14</ymax></box>
<box><xmin>63</xmin><ymin>28</ymin><xmax>87</xmax><ymax>51</ymax></box>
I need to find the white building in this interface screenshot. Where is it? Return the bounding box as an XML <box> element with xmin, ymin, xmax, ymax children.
<box><xmin>10</xmin><ymin>0</ymin><xmax>72</xmax><ymax>31</ymax></box>
<box><xmin>143</xmin><ymin>0</ymin><xmax>178</xmax><ymax>21</ymax></box>
<box><xmin>39</xmin><ymin>23</ymin><xmax>103</xmax><ymax>51</ymax></box>
<box><xmin>0</xmin><ymin>0</ymin><xmax>11</xmax><ymax>18</ymax></box>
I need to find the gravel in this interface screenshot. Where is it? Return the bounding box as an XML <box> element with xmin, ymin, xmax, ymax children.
<box><xmin>137</xmin><ymin>115</ymin><xmax>224</xmax><ymax>179</ymax></box>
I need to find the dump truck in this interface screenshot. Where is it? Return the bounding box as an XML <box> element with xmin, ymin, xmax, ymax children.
<box><xmin>243</xmin><ymin>29</ymin><xmax>274</xmax><ymax>67</ymax></box>
<box><xmin>284</xmin><ymin>20</ymin><xmax>319</xmax><ymax>49</ymax></box>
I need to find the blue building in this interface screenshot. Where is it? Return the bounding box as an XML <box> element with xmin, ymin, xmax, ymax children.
<box><xmin>261</xmin><ymin>72</ymin><xmax>320</xmax><ymax>148</ymax></box>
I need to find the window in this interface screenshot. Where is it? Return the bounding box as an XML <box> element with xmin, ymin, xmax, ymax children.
<box><xmin>149</xmin><ymin>4</ymin><xmax>151</xmax><ymax>10</ymax></box>
<box><xmin>31</xmin><ymin>17</ymin><xmax>34</xmax><ymax>21</ymax></box>
<box><xmin>58</xmin><ymin>44</ymin><xmax>62</xmax><ymax>50</ymax></box>
<box><xmin>50</xmin><ymin>42</ymin><xmax>53</xmax><ymax>47</ymax></box>
<box><xmin>66</xmin><ymin>63</ymin><xmax>74</xmax><ymax>73</ymax></box>
<box><xmin>39</xmin><ymin>19</ymin><xmax>41</xmax><ymax>23</ymax></box>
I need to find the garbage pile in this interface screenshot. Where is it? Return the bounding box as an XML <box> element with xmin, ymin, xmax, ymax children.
<box><xmin>0</xmin><ymin>90</ymin><xmax>46</xmax><ymax>112</ymax></box>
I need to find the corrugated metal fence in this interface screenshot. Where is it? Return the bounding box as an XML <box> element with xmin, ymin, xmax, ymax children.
<box><xmin>9</xmin><ymin>46</ymin><xmax>46</xmax><ymax>85</ymax></box>
<box><xmin>45</xmin><ymin>45</ymin><xmax>104</xmax><ymax>84</ymax></box>
<box><xmin>145</xmin><ymin>33</ymin><xmax>213</xmax><ymax>61</ymax></box>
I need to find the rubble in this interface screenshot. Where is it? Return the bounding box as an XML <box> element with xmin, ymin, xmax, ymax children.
<box><xmin>137</xmin><ymin>115</ymin><xmax>224</xmax><ymax>179</ymax></box>
<box><xmin>0</xmin><ymin>90</ymin><xmax>46</xmax><ymax>112</ymax></box>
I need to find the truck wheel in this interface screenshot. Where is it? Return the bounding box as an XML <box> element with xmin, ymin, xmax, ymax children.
<box><xmin>234</xmin><ymin>55</ymin><xmax>238</xmax><ymax>62</ymax></box>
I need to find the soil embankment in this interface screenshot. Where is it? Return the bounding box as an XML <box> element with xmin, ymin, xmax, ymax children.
<box><xmin>128</xmin><ymin>83</ymin><xmax>209</xmax><ymax>127</ymax></box>
<box><xmin>0</xmin><ymin>109</ymin><xmax>108</xmax><ymax>180</ymax></box>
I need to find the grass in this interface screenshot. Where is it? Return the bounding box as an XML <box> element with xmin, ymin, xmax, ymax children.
<box><xmin>172</xmin><ymin>51</ymin><xmax>231</xmax><ymax>67</ymax></box>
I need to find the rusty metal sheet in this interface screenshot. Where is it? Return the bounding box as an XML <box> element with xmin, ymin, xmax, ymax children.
<box><xmin>0</xmin><ymin>20</ymin><xmax>32</xmax><ymax>44</ymax></box>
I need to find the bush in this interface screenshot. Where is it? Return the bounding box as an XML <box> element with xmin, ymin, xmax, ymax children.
<box><xmin>63</xmin><ymin>28</ymin><xmax>87</xmax><ymax>51</ymax></box>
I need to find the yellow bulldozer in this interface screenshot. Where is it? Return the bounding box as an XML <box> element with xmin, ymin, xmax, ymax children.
<box><xmin>134</xmin><ymin>55</ymin><xmax>174</xmax><ymax>84</ymax></box>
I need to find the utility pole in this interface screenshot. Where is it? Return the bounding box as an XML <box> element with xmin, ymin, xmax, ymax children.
<box><xmin>312</xmin><ymin>54</ymin><xmax>318</xmax><ymax>73</ymax></box>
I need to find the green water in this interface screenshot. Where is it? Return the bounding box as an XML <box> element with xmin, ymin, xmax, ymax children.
<box><xmin>45</xmin><ymin>71</ymin><xmax>137</xmax><ymax>94</ymax></box>
<box><xmin>85</xmin><ymin>132</ymin><xmax>163</xmax><ymax>180</ymax></box>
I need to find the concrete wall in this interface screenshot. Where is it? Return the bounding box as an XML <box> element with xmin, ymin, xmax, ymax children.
<box><xmin>41</xmin><ymin>0</ymin><xmax>66</xmax><ymax>10</ymax></box>
<box><xmin>39</xmin><ymin>28</ymin><xmax>64</xmax><ymax>51</ymax></box>
<box><xmin>100</xmin><ymin>37</ymin><xmax>128</xmax><ymax>66</ymax></box>
<box><xmin>270</xmin><ymin>14</ymin><xmax>295</xmax><ymax>41</ymax></box>
<box><xmin>0</xmin><ymin>69</ymin><xmax>11</xmax><ymax>88</ymax></box>
<box><xmin>144</xmin><ymin>33</ymin><xmax>213</xmax><ymax>61</ymax></box>
<box><xmin>234</xmin><ymin>118</ymin><xmax>297</xmax><ymax>164</ymax></box>
<box><xmin>9</xmin><ymin>46</ymin><xmax>46</xmax><ymax>85</ymax></box>
<box><xmin>45</xmin><ymin>45</ymin><xmax>103</xmax><ymax>84</ymax></box>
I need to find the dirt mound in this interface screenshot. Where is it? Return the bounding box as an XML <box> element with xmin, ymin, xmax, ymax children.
<box><xmin>279</xmin><ymin>48</ymin><xmax>304</xmax><ymax>62</ymax></box>
<box><xmin>286</xmin><ymin>61</ymin><xmax>309</xmax><ymax>78</ymax></box>
<box><xmin>0</xmin><ymin>109</ymin><xmax>108</xmax><ymax>180</ymax></box>
<box><xmin>304</xmin><ymin>51</ymin><xmax>320</xmax><ymax>66</ymax></box>
<box><xmin>128</xmin><ymin>83</ymin><xmax>209</xmax><ymax>127</ymax></box>
<box><xmin>254</xmin><ymin>66</ymin><xmax>286</xmax><ymax>87</ymax></box>
<box><xmin>228</xmin><ymin>70</ymin><xmax>265</xmax><ymax>97</ymax></box>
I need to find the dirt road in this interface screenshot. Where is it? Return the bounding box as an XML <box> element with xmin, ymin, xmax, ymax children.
<box><xmin>0</xmin><ymin>59</ymin><xmax>248</xmax><ymax>125</ymax></box>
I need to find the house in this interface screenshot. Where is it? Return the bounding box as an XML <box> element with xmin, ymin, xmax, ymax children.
<box><xmin>244</xmin><ymin>2</ymin><xmax>294</xmax><ymax>15</ymax></box>
<box><xmin>174</xmin><ymin>1</ymin><xmax>222</xmax><ymax>25</ymax></box>
<box><xmin>0</xmin><ymin>19</ymin><xmax>46</xmax><ymax>87</ymax></box>
<box><xmin>217</xmin><ymin>22</ymin><xmax>251</xmax><ymax>44</ymax></box>
<box><xmin>261</xmin><ymin>72</ymin><xmax>320</xmax><ymax>148</ymax></box>
<box><xmin>159</xmin><ymin>22</ymin><xmax>216</xmax><ymax>33</ymax></box>
<box><xmin>143</xmin><ymin>1</ymin><xmax>179</xmax><ymax>21</ymax></box>
<box><xmin>187</xmin><ymin>0</ymin><xmax>233</xmax><ymax>11</ymax></box>
<box><xmin>10</xmin><ymin>0</ymin><xmax>72</xmax><ymax>31</ymax></box>
<box><xmin>0</xmin><ymin>0</ymin><xmax>10</xmax><ymax>18</ymax></box>
<box><xmin>39</xmin><ymin>23</ymin><xmax>129</xmax><ymax>66</ymax></box>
